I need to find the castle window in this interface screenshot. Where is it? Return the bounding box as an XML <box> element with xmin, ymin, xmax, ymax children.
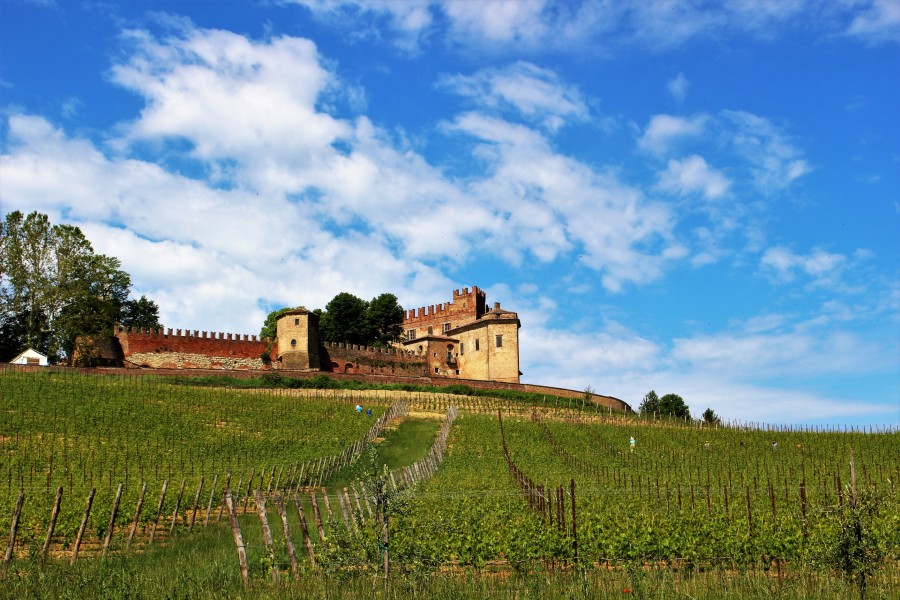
<box><xmin>427</xmin><ymin>326</ymin><xmax>433</xmax><ymax>335</ymax></box>
<box><xmin>443</xmin><ymin>322</ymin><xmax>451</xmax><ymax>333</ymax></box>
<box><xmin>434</xmin><ymin>367</ymin><xmax>439</xmax><ymax>373</ymax></box>
<box><xmin>475</xmin><ymin>339</ymin><xmax>480</xmax><ymax>351</ymax></box>
<box><xmin>460</xmin><ymin>343</ymin><xmax>464</xmax><ymax>355</ymax></box>
<box><xmin>455</xmin><ymin>369</ymin><xmax>460</xmax><ymax>375</ymax></box>
<box><xmin>294</xmin><ymin>318</ymin><xmax>299</xmax><ymax>325</ymax></box>
<box><xmin>495</xmin><ymin>334</ymin><xmax>503</xmax><ymax>348</ymax></box>
<box><xmin>290</xmin><ymin>339</ymin><xmax>297</xmax><ymax>348</ymax></box>
<box><xmin>407</xmin><ymin>329</ymin><xmax>416</xmax><ymax>340</ymax></box>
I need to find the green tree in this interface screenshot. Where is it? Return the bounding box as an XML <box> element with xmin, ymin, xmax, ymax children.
<box><xmin>365</xmin><ymin>293</ymin><xmax>404</xmax><ymax>346</ymax></box>
<box><xmin>121</xmin><ymin>295</ymin><xmax>161</xmax><ymax>330</ymax></box>
<box><xmin>0</xmin><ymin>210</ymin><xmax>159</xmax><ymax>362</ymax></box>
<box><xmin>639</xmin><ymin>390</ymin><xmax>659</xmax><ymax>416</ymax></box>
<box><xmin>701</xmin><ymin>407</ymin><xmax>721</xmax><ymax>425</ymax></box>
<box><xmin>658</xmin><ymin>393</ymin><xmax>690</xmax><ymax>419</ymax></box>
<box><xmin>320</xmin><ymin>292</ymin><xmax>370</xmax><ymax>345</ymax></box>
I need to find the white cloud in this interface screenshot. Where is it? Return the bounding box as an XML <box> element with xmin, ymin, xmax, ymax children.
<box><xmin>658</xmin><ymin>155</ymin><xmax>731</xmax><ymax>200</ymax></box>
<box><xmin>441</xmin><ymin>0</ymin><xmax>549</xmax><ymax>44</ymax></box>
<box><xmin>448</xmin><ymin>112</ymin><xmax>684</xmax><ymax>291</ymax></box>
<box><xmin>761</xmin><ymin>246</ymin><xmax>853</xmax><ymax>288</ymax></box>
<box><xmin>667</xmin><ymin>72</ymin><xmax>689</xmax><ymax>104</ymax></box>
<box><xmin>638</xmin><ymin>114</ymin><xmax>707</xmax><ymax>156</ymax></box>
<box><xmin>845</xmin><ymin>0</ymin><xmax>900</xmax><ymax>44</ymax></box>
<box><xmin>290</xmin><ymin>0</ymin><xmax>434</xmax><ymax>52</ymax></box>
<box><xmin>111</xmin><ymin>27</ymin><xmax>350</xmax><ymax>191</ymax></box>
<box><xmin>288</xmin><ymin>1</ymin><xmax>899</xmax><ymax>55</ymax></box>
<box><xmin>438</xmin><ymin>61</ymin><xmax>589</xmax><ymax>131</ymax></box>
<box><xmin>721</xmin><ymin>110</ymin><xmax>811</xmax><ymax>193</ymax></box>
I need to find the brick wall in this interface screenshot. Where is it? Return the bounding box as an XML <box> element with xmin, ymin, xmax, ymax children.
<box><xmin>321</xmin><ymin>342</ymin><xmax>427</xmax><ymax>376</ymax></box>
<box><xmin>116</xmin><ymin>327</ymin><xmax>272</xmax><ymax>368</ymax></box>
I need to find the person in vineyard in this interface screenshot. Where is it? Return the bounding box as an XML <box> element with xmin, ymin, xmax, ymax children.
<box><xmin>629</xmin><ymin>436</ymin><xmax>635</xmax><ymax>453</ymax></box>
<box><xmin>356</xmin><ymin>404</ymin><xmax>363</xmax><ymax>414</ymax></box>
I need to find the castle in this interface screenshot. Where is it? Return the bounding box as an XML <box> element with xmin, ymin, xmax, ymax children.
<box><xmin>101</xmin><ymin>286</ymin><xmax>521</xmax><ymax>384</ymax></box>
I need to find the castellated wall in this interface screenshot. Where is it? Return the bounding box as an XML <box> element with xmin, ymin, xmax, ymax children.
<box><xmin>116</xmin><ymin>327</ymin><xmax>273</xmax><ymax>370</ymax></box>
<box><xmin>403</xmin><ymin>286</ymin><xmax>486</xmax><ymax>334</ymax></box>
<box><xmin>320</xmin><ymin>342</ymin><xmax>426</xmax><ymax>377</ymax></box>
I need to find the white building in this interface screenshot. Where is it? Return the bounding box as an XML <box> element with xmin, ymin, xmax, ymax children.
<box><xmin>9</xmin><ymin>348</ymin><xmax>49</xmax><ymax>366</ymax></box>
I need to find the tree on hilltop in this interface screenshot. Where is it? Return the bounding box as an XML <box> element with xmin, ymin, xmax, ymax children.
<box><xmin>639</xmin><ymin>390</ymin><xmax>690</xmax><ymax>420</ymax></box>
<box><xmin>659</xmin><ymin>393</ymin><xmax>690</xmax><ymax>419</ymax></box>
<box><xmin>639</xmin><ymin>390</ymin><xmax>660</xmax><ymax>416</ymax></box>
<box><xmin>702</xmin><ymin>407</ymin><xmax>721</xmax><ymax>425</ymax></box>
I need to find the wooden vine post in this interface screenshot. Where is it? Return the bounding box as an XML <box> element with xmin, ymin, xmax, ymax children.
<box><xmin>71</xmin><ymin>487</ymin><xmax>96</xmax><ymax>565</ymax></box>
<box><xmin>3</xmin><ymin>490</ymin><xmax>25</xmax><ymax>572</ymax></box>
<box><xmin>126</xmin><ymin>482</ymin><xmax>147</xmax><ymax>551</ymax></box>
<box><xmin>149</xmin><ymin>480</ymin><xmax>168</xmax><ymax>545</ymax></box>
<box><xmin>254</xmin><ymin>490</ymin><xmax>280</xmax><ymax>583</ymax></box>
<box><xmin>570</xmin><ymin>479</ymin><xmax>578</xmax><ymax>565</ymax></box>
<box><xmin>40</xmin><ymin>487</ymin><xmax>63</xmax><ymax>562</ymax></box>
<box><xmin>224</xmin><ymin>488</ymin><xmax>249</xmax><ymax>588</ymax></box>
<box><xmin>274</xmin><ymin>494</ymin><xmax>300</xmax><ymax>580</ymax></box>
<box><xmin>101</xmin><ymin>482</ymin><xmax>124</xmax><ymax>559</ymax></box>
<box><xmin>293</xmin><ymin>494</ymin><xmax>316</xmax><ymax>567</ymax></box>
<box><xmin>189</xmin><ymin>476</ymin><xmax>204</xmax><ymax>531</ymax></box>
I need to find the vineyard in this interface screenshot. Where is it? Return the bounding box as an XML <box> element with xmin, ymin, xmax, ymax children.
<box><xmin>2</xmin><ymin>368</ymin><xmax>898</xmax><ymax>598</ymax></box>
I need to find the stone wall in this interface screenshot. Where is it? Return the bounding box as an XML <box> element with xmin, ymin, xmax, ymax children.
<box><xmin>115</xmin><ymin>327</ymin><xmax>273</xmax><ymax>369</ymax></box>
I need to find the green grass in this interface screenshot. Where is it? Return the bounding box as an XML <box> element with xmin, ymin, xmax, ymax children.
<box><xmin>2</xmin><ymin>370</ymin><xmax>898</xmax><ymax>598</ymax></box>
<box><xmin>323</xmin><ymin>417</ymin><xmax>441</xmax><ymax>492</ymax></box>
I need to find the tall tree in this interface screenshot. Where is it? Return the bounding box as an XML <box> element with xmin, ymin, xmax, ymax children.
<box><xmin>658</xmin><ymin>393</ymin><xmax>690</xmax><ymax>419</ymax></box>
<box><xmin>365</xmin><ymin>293</ymin><xmax>404</xmax><ymax>346</ymax></box>
<box><xmin>319</xmin><ymin>292</ymin><xmax>370</xmax><ymax>345</ymax></box>
<box><xmin>120</xmin><ymin>295</ymin><xmax>162</xmax><ymax>330</ymax></box>
<box><xmin>0</xmin><ymin>211</ymin><xmax>160</xmax><ymax>362</ymax></box>
<box><xmin>639</xmin><ymin>390</ymin><xmax>660</xmax><ymax>416</ymax></box>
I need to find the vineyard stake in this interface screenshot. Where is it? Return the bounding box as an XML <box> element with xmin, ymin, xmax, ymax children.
<box><xmin>322</xmin><ymin>488</ymin><xmax>334</xmax><ymax>519</ymax></box>
<box><xmin>218</xmin><ymin>473</ymin><xmax>231</xmax><ymax>523</ymax></box>
<box><xmin>3</xmin><ymin>490</ymin><xmax>25</xmax><ymax>571</ymax></box>
<box><xmin>570</xmin><ymin>479</ymin><xmax>578</xmax><ymax>565</ymax></box>
<box><xmin>224</xmin><ymin>488</ymin><xmax>249</xmax><ymax>588</ymax></box>
<box><xmin>101</xmin><ymin>482</ymin><xmax>124</xmax><ymax>559</ymax></box>
<box><xmin>41</xmin><ymin>486</ymin><xmax>64</xmax><ymax>563</ymax></box>
<box><xmin>274</xmin><ymin>494</ymin><xmax>299</xmax><ymax>580</ymax></box>
<box><xmin>126</xmin><ymin>482</ymin><xmax>146</xmax><ymax>551</ymax></box>
<box><xmin>170</xmin><ymin>479</ymin><xmax>186</xmax><ymax>533</ymax></box>
<box><xmin>292</xmin><ymin>494</ymin><xmax>316</xmax><ymax>567</ymax></box>
<box><xmin>204</xmin><ymin>474</ymin><xmax>218</xmax><ymax>527</ymax></box>
<box><xmin>745</xmin><ymin>487</ymin><xmax>753</xmax><ymax>535</ymax></box>
<box><xmin>337</xmin><ymin>489</ymin><xmax>351</xmax><ymax>529</ymax></box>
<box><xmin>254</xmin><ymin>490</ymin><xmax>280</xmax><ymax>583</ymax></box>
<box><xmin>189</xmin><ymin>476</ymin><xmax>204</xmax><ymax>531</ymax></box>
<box><xmin>70</xmin><ymin>487</ymin><xmax>96</xmax><ymax>565</ymax></box>
<box><xmin>310</xmin><ymin>492</ymin><xmax>326</xmax><ymax>540</ymax></box>
<box><xmin>149</xmin><ymin>479</ymin><xmax>168</xmax><ymax>545</ymax></box>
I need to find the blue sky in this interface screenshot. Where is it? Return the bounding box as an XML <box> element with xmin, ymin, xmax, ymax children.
<box><xmin>2</xmin><ymin>0</ymin><xmax>898</xmax><ymax>426</ymax></box>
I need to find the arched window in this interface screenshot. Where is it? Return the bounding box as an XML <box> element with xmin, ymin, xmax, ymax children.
<box><xmin>290</xmin><ymin>339</ymin><xmax>297</xmax><ymax>348</ymax></box>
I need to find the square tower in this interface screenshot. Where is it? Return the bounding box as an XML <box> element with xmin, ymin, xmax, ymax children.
<box><xmin>275</xmin><ymin>309</ymin><xmax>320</xmax><ymax>370</ymax></box>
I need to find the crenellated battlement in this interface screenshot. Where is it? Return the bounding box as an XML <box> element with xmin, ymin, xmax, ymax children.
<box><xmin>403</xmin><ymin>285</ymin><xmax>486</xmax><ymax>326</ymax></box>
<box><xmin>115</xmin><ymin>325</ymin><xmax>271</xmax><ymax>344</ymax></box>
